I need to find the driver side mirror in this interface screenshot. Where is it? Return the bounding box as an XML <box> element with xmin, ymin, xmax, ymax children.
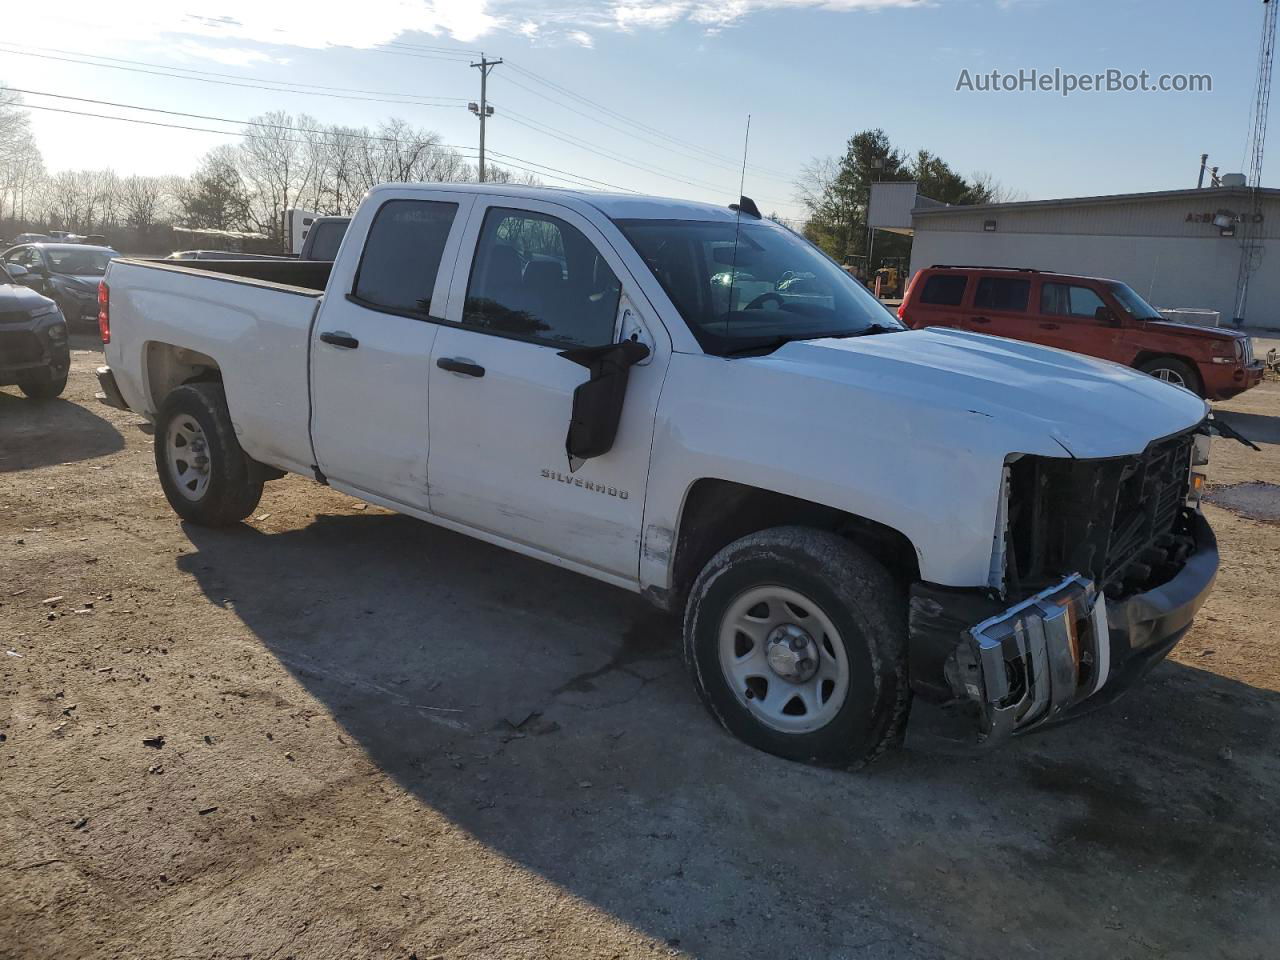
<box><xmin>1095</xmin><ymin>305</ymin><xmax>1120</xmax><ymax>326</ymax></box>
<box><xmin>559</xmin><ymin>339</ymin><xmax>651</xmax><ymax>467</ymax></box>
<box><xmin>6</xmin><ymin>263</ymin><xmax>34</xmax><ymax>284</ymax></box>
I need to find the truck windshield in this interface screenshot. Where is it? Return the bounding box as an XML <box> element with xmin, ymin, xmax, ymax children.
<box><xmin>616</xmin><ymin>218</ymin><xmax>902</xmax><ymax>356</ymax></box>
<box><xmin>1108</xmin><ymin>281</ymin><xmax>1164</xmax><ymax>321</ymax></box>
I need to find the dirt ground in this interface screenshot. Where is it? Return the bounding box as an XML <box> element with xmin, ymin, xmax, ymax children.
<box><xmin>2</xmin><ymin>335</ymin><xmax>1279</xmax><ymax>960</ymax></box>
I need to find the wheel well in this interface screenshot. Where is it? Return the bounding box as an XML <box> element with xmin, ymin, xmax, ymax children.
<box><xmin>145</xmin><ymin>342</ymin><xmax>222</xmax><ymax>412</ymax></box>
<box><xmin>668</xmin><ymin>479</ymin><xmax>920</xmax><ymax>609</ymax></box>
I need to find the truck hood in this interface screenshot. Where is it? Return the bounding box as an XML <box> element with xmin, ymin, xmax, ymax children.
<box><xmin>764</xmin><ymin>328</ymin><xmax>1208</xmax><ymax>459</ymax></box>
<box><xmin>1143</xmin><ymin>319</ymin><xmax>1246</xmax><ymax>345</ymax></box>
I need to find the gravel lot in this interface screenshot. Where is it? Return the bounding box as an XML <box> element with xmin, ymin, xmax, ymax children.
<box><xmin>2</xmin><ymin>335</ymin><xmax>1279</xmax><ymax>960</ymax></box>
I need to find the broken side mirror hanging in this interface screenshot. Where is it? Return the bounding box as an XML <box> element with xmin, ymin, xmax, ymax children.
<box><xmin>559</xmin><ymin>339</ymin><xmax>651</xmax><ymax>471</ymax></box>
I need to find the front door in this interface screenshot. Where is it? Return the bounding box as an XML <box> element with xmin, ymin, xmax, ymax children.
<box><xmin>426</xmin><ymin>198</ymin><xmax>666</xmax><ymax>581</ymax></box>
<box><xmin>1034</xmin><ymin>281</ymin><xmax>1120</xmax><ymax>360</ymax></box>
<box><xmin>310</xmin><ymin>191</ymin><xmax>473</xmax><ymax>508</ymax></box>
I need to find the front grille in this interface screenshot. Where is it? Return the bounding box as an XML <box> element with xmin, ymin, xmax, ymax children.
<box><xmin>1243</xmin><ymin>337</ymin><xmax>1255</xmax><ymax>365</ymax></box>
<box><xmin>0</xmin><ymin>331</ymin><xmax>45</xmax><ymax>363</ymax></box>
<box><xmin>1006</xmin><ymin>428</ymin><xmax>1196</xmax><ymax>598</ymax></box>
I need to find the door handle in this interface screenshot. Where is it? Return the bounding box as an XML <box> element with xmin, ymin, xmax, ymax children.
<box><xmin>1039</xmin><ymin>323</ymin><xmax>1060</xmax><ymax>330</ymax></box>
<box><xmin>436</xmin><ymin>357</ymin><xmax>485</xmax><ymax>378</ymax></box>
<box><xmin>320</xmin><ymin>331</ymin><xmax>359</xmax><ymax>349</ymax></box>
<box><xmin>971</xmin><ymin>316</ymin><xmax>991</xmax><ymax>324</ymax></box>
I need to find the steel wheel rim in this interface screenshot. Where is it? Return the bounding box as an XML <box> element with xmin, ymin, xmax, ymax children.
<box><xmin>165</xmin><ymin>416</ymin><xmax>212</xmax><ymax>501</ymax></box>
<box><xmin>718</xmin><ymin>585</ymin><xmax>850</xmax><ymax>734</ymax></box>
<box><xmin>1151</xmin><ymin>367</ymin><xmax>1187</xmax><ymax>388</ymax></box>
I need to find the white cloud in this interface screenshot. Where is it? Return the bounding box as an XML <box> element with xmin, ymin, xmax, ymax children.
<box><xmin>168</xmin><ymin>41</ymin><xmax>290</xmax><ymax>67</ymax></box>
<box><xmin>15</xmin><ymin>0</ymin><xmax>928</xmax><ymax>62</ymax></box>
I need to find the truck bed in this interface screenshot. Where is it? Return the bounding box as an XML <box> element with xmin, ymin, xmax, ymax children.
<box><xmin>152</xmin><ymin>258</ymin><xmax>333</xmax><ymax>292</ymax></box>
<box><xmin>103</xmin><ymin>257</ymin><xmax>327</xmax><ymax>477</ymax></box>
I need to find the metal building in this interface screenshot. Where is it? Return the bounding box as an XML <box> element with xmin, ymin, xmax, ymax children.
<box><xmin>903</xmin><ymin>186</ymin><xmax>1279</xmax><ymax>326</ymax></box>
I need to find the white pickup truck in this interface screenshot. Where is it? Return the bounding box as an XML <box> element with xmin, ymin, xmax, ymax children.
<box><xmin>96</xmin><ymin>183</ymin><xmax>1220</xmax><ymax>766</ymax></box>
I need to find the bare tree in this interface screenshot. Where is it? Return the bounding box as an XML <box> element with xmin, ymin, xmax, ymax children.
<box><xmin>122</xmin><ymin>175</ymin><xmax>166</xmax><ymax>234</ymax></box>
<box><xmin>0</xmin><ymin>86</ymin><xmax>44</xmax><ymax>225</ymax></box>
<box><xmin>967</xmin><ymin>170</ymin><xmax>1027</xmax><ymax>204</ymax></box>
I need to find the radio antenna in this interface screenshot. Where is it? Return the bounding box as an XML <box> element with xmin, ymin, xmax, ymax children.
<box><xmin>725</xmin><ymin>114</ymin><xmax>751</xmax><ymax>340</ymax></box>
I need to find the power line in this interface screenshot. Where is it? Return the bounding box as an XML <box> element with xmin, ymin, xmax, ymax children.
<box><xmin>11</xmin><ymin>99</ymin><xmax>634</xmax><ymax>193</ymax></box>
<box><xmin>384</xmin><ymin>39</ymin><xmax>795</xmax><ymax>182</ymax></box>
<box><xmin>0</xmin><ymin>44</ymin><xmax>467</xmax><ymax>108</ymax></box>
<box><xmin>495</xmin><ymin>103</ymin><xmax>797</xmax><ymax>208</ymax></box>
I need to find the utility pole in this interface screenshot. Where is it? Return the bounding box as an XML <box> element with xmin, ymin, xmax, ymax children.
<box><xmin>469</xmin><ymin>54</ymin><xmax>501</xmax><ymax>183</ymax></box>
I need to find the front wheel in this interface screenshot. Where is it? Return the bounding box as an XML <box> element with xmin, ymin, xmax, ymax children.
<box><xmin>154</xmin><ymin>382</ymin><xmax>263</xmax><ymax>526</ymax></box>
<box><xmin>1138</xmin><ymin>356</ymin><xmax>1203</xmax><ymax>396</ymax></box>
<box><xmin>18</xmin><ymin>369</ymin><xmax>68</xmax><ymax>399</ymax></box>
<box><xmin>683</xmin><ymin>527</ymin><xmax>910</xmax><ymax>768</ymax></box>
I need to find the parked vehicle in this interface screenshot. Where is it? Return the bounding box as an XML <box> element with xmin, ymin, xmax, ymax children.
<box><xmin>899</xmin><ymin>265</ymin><xmax>1264</xmax><ymax>400</ymax></box>
<box><xmin>12</xmin><ymin>233</ymin><xmax>50</xmax><ymax>244</ymax></box>
<box><xmin>96</xmin><ymin>184</ymin><xmax>1221</xmax><ymax>766</ymax></box>
<box><xmin>299</xmin><ymin>216</ymin><xmax>350</xmax><ymax>261</ymax></box>
<box><xmin>0</xmin><ymin>260</ymin><xmax>69</xmax><ymax>399</ymax></box>
<box><xmin>2</xmin><ymin>243</ymin><xmax>120</xmax><ymax>326</ymax></box>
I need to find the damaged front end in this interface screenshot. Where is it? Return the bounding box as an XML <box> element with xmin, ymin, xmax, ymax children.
<box><xmin>908</xmin><ymin>423</ymin><xmax>1219</xmax><ymax>743</ymax></box>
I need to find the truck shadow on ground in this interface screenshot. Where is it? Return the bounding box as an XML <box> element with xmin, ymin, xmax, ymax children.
<box><xmin>178</xmin><ymin>511</ymin><xmax>1280</xmax><ymax>959</ymax></box>
<box><xmin>1216</xmin><ymin>408</ymin><xmax>1280</xmax><ymax>446</ymax></box>
<box><xmin>0</xmin><ymin>390</ymin><xmax>123</xmax><ymax>472</ymax></box>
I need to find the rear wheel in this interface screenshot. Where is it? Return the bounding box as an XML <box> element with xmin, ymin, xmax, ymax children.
<box><xmin>154</xmin><ymin>382</ymin><xmax>262</xmax><ymax>526</ymax></box>
<box><xmin>1138</xmin><ymin>356</ymin><xmax>1202</xmax><ymax>396</ymax></box>
<box><xmin>683</xmin><ymin>526</ymin><xmax>910</xmax><ymax>768</ymax></box>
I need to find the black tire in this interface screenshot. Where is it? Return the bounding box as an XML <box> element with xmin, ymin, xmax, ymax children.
<box><xmin>18</xmin><ymin>368</ymin><xmax>68</xmax><ymax>399</ymax></box>
<box><xmin>154</xmin><ymin>382</ymin><xmax>263</xmax><ymax>526</ymax></box>
<box><xmin>683</xmin><ymin>526</ymin><xmax>910</xmax><ymax>768</ymax></box>
<box><xmin>1138</xmin><ymin>356</ymin><xmax>1202</xmax><ymax>396</ymax></box>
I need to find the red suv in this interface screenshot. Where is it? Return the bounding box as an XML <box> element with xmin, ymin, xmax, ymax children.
<box><xmin>899</xmin><ymin>266</ymin><xmax>1264</xmax><ymax>400</ymax></box>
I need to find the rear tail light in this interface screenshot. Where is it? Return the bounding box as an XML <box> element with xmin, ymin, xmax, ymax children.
<box><xmin>97</xmin><ymin>281</ymin><xmax>110</xmax><ymax>344</ymax></box>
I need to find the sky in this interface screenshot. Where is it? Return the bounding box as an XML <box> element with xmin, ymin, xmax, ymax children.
<box><xmin>3</xmin><ymin>0</ymin><xmax>1275</xmax><ymax>224</ymax></box>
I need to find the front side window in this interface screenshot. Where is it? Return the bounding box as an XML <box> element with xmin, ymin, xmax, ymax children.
<box><xmin>617</xmin><ymin>218</ymin><xmax>900</xmax><ymax>356</ymax></box>
<box><xmin>463</xmin><ymin>208</ymin><xmax>622</xmax><ymax>347</ymax></box>
<box><xmin>353</xmin><ymin>199</ymin><xmax>458</xmax><ymax>316</ymax></box>
<box><xmin>974</xmin><ymin>276</ymin><xmax>1030</xmax><ymax>312</ymax></box>
<box><xmin>1041</xmin><ymin>282</ymin><xmax>1106</xmax><ymax>318</ymax></box>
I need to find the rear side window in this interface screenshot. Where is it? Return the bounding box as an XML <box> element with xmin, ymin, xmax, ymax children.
<box><xmin>463</xmin><ymin>208</ymin><xmax>621</xmax><ymax>347</ymax></box>
<box><xmin>1041</xmin><ymin>282</ymin><xmax>1107</xmax><ymax>318</ymax></box>
<box><xmin>352</xmin><ymin>199</ymin><xmax>458</xmax><ymax>316</ymax></box>
<box><xmin>974</xmin><ymin>277</ymin><xmax>1031</xmax><ymax>312</ymax></box>
<box><xmin>307</xmin><ymin>221</ymin><xmax>348</xmax><ymax>261</ymax></box>
<box><xmin>919</xmin><ymin>274</ymin><xmax>967</xmax><ymax>306</ymax></box>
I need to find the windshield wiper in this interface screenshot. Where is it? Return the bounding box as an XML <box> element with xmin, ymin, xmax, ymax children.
<box><xmin>720</xmin><ymin>335</ymin><xmax>797</xmax><ymax>358</ymax></box>
<box><xmin>851</xmin><ymin>322</ymin><xmax>901</xmax><ymax>337</ymax></box>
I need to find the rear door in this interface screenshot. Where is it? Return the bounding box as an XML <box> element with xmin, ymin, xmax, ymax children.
<box><xmin>425</xmin><ymin>197</ymin><xmax>668</xmax><ymax>581</ymax></box>
<box><xmin>907</xmin><ymin>271</ymin><xmax>969</xmax><ymax>328</ymax></box>
<box><xmin>1035</xmin><ymin>280</ymin><xmax>1120</xmax><ymax>359</ymax></box>
<box><xmin>310</xmin><ymin>190</ymin><xmax>474</xmax><ymax>509</ymax></box>
<box><xmin>968</xmin><ymin>274</ymin><xmax>1033</xmax><ymax>340</ymax></box>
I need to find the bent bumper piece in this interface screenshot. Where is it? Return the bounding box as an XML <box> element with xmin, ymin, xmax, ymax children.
<box><xmin>914</xmin><ymin>512</ymin><xmax>1218</xmax><ymax>743</ymax></box>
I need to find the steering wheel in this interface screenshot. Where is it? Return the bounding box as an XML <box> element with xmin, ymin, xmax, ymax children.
<box><xmin>744</xmin><ymin>292</ymin><xmax>784</xmax><ymax>311</ymax></box>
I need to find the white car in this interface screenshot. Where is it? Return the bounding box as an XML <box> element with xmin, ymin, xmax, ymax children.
<box><xmin>95</xmin><ymin>183</ymin><xmax>1219</xmax><ymax>766</ymax></box>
